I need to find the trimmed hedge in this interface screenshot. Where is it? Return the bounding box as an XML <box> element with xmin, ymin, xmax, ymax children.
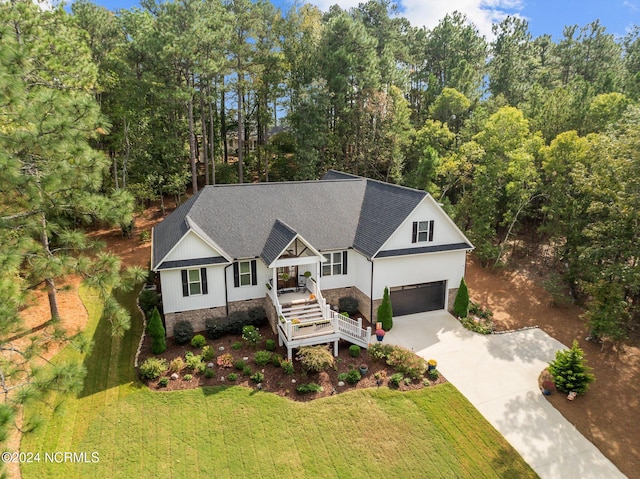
<box><xmin>173</xmin><ymin>320</ymin><xmax>194</xmax><ymax>345</ymax></box>
<box><xmin>338</xmin><ymin>296</ymin><xmax>359</xmax><ymax>315</ymax></box>
<box><xmin>205</xmin><ymin>308</ymin><xmax>267</xmax><ymax>339</ymax></box>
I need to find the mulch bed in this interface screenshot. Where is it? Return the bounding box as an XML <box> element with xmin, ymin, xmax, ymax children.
<box><xmin>139</xmin><ymin>326</ymin><xmax>447</xmax><ymax>401</ymax></box>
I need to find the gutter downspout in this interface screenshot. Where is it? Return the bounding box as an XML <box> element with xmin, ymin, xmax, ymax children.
<box><xmin>369</xmin><ymin>257</ymin><xmax>374</xmax><ymax>323</ymax></box>
<box><xmin>224</xmin><ymin>262</ymin><xmax>233</xmax><ymax>316</ymax></box>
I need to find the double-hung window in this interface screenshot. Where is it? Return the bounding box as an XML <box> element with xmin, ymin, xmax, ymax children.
<box><xmin>181</xmin><ymin>268</ymin><xmax>208</xmax><ymax>296</ymax></box>
<box><xmin>233</xmin><ymin>260</ymin><xmax>257</xmax><ymax>287</ymax></box>
<box><xmin>412</xmin><ymin>220</ymin><xmax>434</xmax><ymax>243</ymax></box>
<box><xmin>321</xmin><ymin>251</ymin><xmax>348</xmax><ymax>276</ymax></box>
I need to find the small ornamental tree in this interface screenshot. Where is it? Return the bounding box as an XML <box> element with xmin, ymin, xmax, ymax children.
<box><xmin>548</xmin><ymin>340</ymin><xmax>595</xmax><ymax>395</ymax></box>
<box><xmin>454</xmin><ymin>277</ymin><xmax>470</xmax><ymax>318</ymax></box>
<box><xmin>147</xmin><ymin>307</ymin><xmax>166</xmax><ymax>354</ymax></box>
<box><xmin>377</xmin><ymin>287</ymin><xmax>393</xmax><ymax>331</ymax></box>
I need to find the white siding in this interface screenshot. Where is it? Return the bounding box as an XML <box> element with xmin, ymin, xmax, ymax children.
<box><xmin>350</xmin><ymin>250</ymin><xmax>372</xmax><ymax>297</ymax></box>
<box><xmin>226</xmin><ymin>259</ymin><xmax>270</xmax><ymax>302</ymax></box>
<box><xmin>317</xmin><ymin>250</ymin><xmax>354</xmax><ymax>290</ymax></box>
<box><xmin>380</xmin><ymin>198</ymin><xmax>467</xmax><ymax>252</ymax></box>
<box><xmin>163</xmin><ymin>231</ymin><xmax>222</xmax><ymax>263</ymax></box>
<box><xmin>160</xmin><ymin>265</ymin><xmax>226</xmax><ymax>314</ymax></box>
<box><xmin>372</xmin><ymin>250</ymin><xmax>467</xmax><ymax>299</ymax></box>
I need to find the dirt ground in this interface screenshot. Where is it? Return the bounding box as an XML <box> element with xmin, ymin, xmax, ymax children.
<box><xmin>14</xmin><ymin>200</ymin><xmax>639</xmax><ymax>478</ymax></box>
<box><xmin>466</xmin><ymin>254</ymin><xmax>640</xmax><ymax>479</ymax></box>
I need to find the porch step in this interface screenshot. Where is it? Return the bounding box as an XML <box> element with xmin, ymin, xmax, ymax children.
<box><xmin>281</xmin><ymin>302</ymin><xmax>324</xmax><ymax>322</ymax></box>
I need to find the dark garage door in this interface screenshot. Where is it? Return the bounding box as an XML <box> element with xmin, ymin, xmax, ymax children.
<box><xmin>390</xmin><ymin>281</ymin><xmax>446</xmax><ymax>316</ymax></box>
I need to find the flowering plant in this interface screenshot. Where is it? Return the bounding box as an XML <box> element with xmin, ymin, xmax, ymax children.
<box><xmin>217</xmin><ymin>353</ymin><xmax>233</xmax><ymax>368</ymax></box>
<box><xmin>375</xmin><ymin>328</ymin><xmax>386</xmax><ymax>337</ymax></box>
<box><xmin>428</xmin><ymin>359</ymin><xmax>437</xmax><ymax>367</ymax></box>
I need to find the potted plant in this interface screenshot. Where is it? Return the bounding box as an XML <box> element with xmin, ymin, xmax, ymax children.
<box><xmin>359</xmin><ymin>364</ymin><xmax>369</xmax><ymax>375</ymax></box>
<box><xmin>375</xmin><ymin>328</ymin><xmax>385</xmax><ymax>341</ymax></box>
<box><xmin>427</xmin><ymin>359</ymin><xmax>437</xmax><ymax>371</ymax></box>
<box><xmin>541</xmin><ymin>380</ymin><xmax>555</xmax><ymax>396</ymax></box>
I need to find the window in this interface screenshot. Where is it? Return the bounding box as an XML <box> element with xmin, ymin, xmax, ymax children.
<box><xmin>412</xmin><ymin>220</ymin><xmax>434</xmax><ymax>243</ymax></box>
<box><xmin>233</xmin><ymin>260</ymin><xmax>257</xmax><ymax>287</ymax></box>
<box><xmin>321</xmin><ymin>251</ymin><xmax>348</xmax><ymax>276</ymax></box>
<box><xmin>181</xmin><ymin>268</ymin><xmax>208</xmax><ymax>297</ymax></box>
<box><xmin>239</xmin><ymin>261</ymin><xmax>252</xmax><ymax>286</ymax></box>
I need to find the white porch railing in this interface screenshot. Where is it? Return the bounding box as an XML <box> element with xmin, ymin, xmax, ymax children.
<box><xmin>332</xmin><ymin>310</ymin><xmax>371</xmax><ymax>346</ymax></box>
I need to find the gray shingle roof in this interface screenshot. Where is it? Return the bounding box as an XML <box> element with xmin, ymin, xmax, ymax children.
<box><xmin>375</xmin><ymin>242</ymin><xmax>473</xmax><ymax>258</ymax></box>
<box><xmin>152</xmin><ymin>171</ymin><xmax>444</xmax><ymax>270</ymax></box>
<box><xmin>260</xmin><ymin>219</ymin><xmax>298</xmax><ymax>266</ymax></box>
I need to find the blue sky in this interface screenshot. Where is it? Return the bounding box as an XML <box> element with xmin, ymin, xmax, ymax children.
<box><xmin>83</xmin><ymin>0</ymin><xmax>640</xmax><ymax>40</ymax></box>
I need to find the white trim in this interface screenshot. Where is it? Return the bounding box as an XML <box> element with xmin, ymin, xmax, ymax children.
<box><xmin>237</xmin><ymin>260</ymin><xmax>253</xmax><ymax>287</ymax></box>
<box><xmin>266</xmin><ymin>233</ymin><xmax>324</xmax><ymax>268</ymax></box>
<box><xmin>372</xmin><ymin>194</ymin><xmax>474</xmax><ymax>257</ymax></box>
<box><xmin>272</xmin><ymin>256</ymin><xmax>320</xmax><ymax>268</ymax></box>
<box><xmin>186</xmin><ymin>216</ymin><xmax>233</xmax><ymax>261</ymax></box>
<box><xmin>187</xmin><ymin>268</ymin><xmax>204</xmax><ymax>296</ymax></box>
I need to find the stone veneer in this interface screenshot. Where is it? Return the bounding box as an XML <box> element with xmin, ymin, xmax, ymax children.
<box><xmin>164</xmin><ymin>297</ymin><xmax>268</xmax><ymax>337</ymax></box>
<box><xmin>447</xmin><ymin>288</ymin><xmax>458</xmax><ymax>313</ymax></box>
<box><xmin>321</xmin><ymin>286</ymin><xmax>375</xmax><ymax>325</ymax></box>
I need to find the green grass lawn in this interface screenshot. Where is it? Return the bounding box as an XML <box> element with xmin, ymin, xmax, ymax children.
<box><xmin>20</xmin><ymin>286</ymin><xmax>537</xmax><ymax>479</ymax></box>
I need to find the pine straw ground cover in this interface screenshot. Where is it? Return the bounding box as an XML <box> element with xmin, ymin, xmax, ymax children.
<box><xmin>20</xmin><ymin>285</ymin><xmax>536</xmax><ymax>479</ymax></box>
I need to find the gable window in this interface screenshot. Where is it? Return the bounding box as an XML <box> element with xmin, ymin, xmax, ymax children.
<box><xmin>321</xmin><ymin>251</ymin><xmax>348</xmax><ymax>276</ymax></box>
<box><xmin>181</xmin><ymin>268</ymin><xmax>208</xmax><ymax>297</ymax></box>
<box><xmin>412</xmin><ymin>220</ymin><xmax>434</xmax><ymax>243</ymax></box>
<box><xmin>233</xmin><ymin>260</ymin><xmax>258</xmax><ymax>287</ymax></box>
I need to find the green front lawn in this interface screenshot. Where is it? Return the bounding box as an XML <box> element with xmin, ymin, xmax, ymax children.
<box><xmin>20</xmin><ymin>286</ymin><xmax>537</xmax><ymax>479</ymax></box>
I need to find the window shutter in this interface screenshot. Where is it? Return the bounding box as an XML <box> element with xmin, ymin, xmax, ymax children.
<box><xmin>412</xmin><ymin>222</ymin><xmax>418</xmax><ymax>243</ymax></box>
<box><xmin>181</xmin><ymin>270</ymin><xmax>189</xmax><ymax>297</ymax></box>
<box><xmin>233</xmin><ymin>262</ymin><xmax>239</xmax><ymax>287</ymax></box>
<box><xmin>201</xmin><ymin>268</ymin><xmax>208</xmax><ymax>294</ymax></box>
<box><xmin>429</xmin><ymin>220</ymin><xmax>434</xmax><ymax>242</ymax></box>
<box><xmin>251</xmin><ymin>260</ymin><xmax>257</xmax><ymax>286</ymax></box>
<box><xmin>342</xmin><ymin>251</ymin><xmax>348</xmax><ymax>275</ymax></box>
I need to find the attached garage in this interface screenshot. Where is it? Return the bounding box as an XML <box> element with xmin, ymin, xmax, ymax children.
<box><xmin>390</xmin><ymin>281</ymin><xmax>446</xmax><ymax>316</ymax></box>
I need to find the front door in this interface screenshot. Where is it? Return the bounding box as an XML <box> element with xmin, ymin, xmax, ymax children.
<box><xmin>277</xmin><ymin>265</ymin><xmax>298</xmax><ymax>291</ymax></box>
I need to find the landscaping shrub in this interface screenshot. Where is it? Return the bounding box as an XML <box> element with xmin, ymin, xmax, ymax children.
<box><xmin>216</xmin><ymin>353</ymin><xmax>233</xmax><ymax>368</ymax></box>
<box><xmin>253</xmin><ymin>350</ymin><xmax>273</xmax><ymax>367</ymax></box>
<box><xmin>158</xmin><ymin>377</ymin><xmax>169</xmax><ymax>387</ymax></box>
<box><xmin>297</xmin><ymin>346</ymin><xmax>334</xmax><ymax>373</ymax></box>
<box><xmin>139</xmin><ymin>289</ymin><xmax>160</xmax><ymax>317</ymax></box>
<box><xmin>348</xmin><ymin>345</ymin><xmax>361</xmax><ymax>358</ymax></box>
<box><xmin>242</xmin><ymin>365</ymin><xmax>253</xmax><ymax>376</ymax></box>
<box><xmin>173</xmin><ymin>320</ymin><xmax>194</xmax><ymax>345</ymax></box>
<box><xmin>201</xmin><ymin>345</ymin><xmax>215</xmax><ymax>362</ymax></box>
<box><xmin>204</xmin><ymin>368</ymin><xmax>215</xmax><ymax>379</ymax></box>
<box><xmin>242</xmin><ymin>325</ymin><xmax>261</xmax><ymax>346</ymax></box>
<box><xmin>183</xmin><ymin>374</ymin><xmax>193</xmax><ymax>381</ymax></box>
<box><xmin>233</xmin><ymin>359</ymin><xmax>246</xmax><ymax>370</ymax></box>
<box><xmin>280</xmin><ymin>360</ymin><xmax>295</xmax><ymax>375</ymax></box>
<box><xmin>389</xmin><ymin>372</ymin><xmax>404</xmax><ymax>388</ymax></box>
<box><xmin>147</xmin><ymin>307</ymin><xmax>166</xmax><ymax>354</ymax></box>
<box><xmin>265</xmin><ymin>339</ymin><xmax>276</xmax><ymax>352</ymax></box>
<box><xmin>271</xmin><ymin>353</ymin><xmax>283</xmax><ymax>367</ymax></box>
<box><xmin>250</xmin><ymin>372</ymin><xmax>265</xmax><ymax>383</ymax></box>
<box><xmin>296</xmin><ymin>383</ymin><xmax>323</xmax><ymax>394</ymax></box>
<box><xmin>231</xmin><ymin>342</ymin><xmax>242</xmax><ymax>350</ymax></box>
<box><xmin>227</xmin><ymin>373</ymin><xmax>238</xmax><ymax>381</ymax></box>
<box><xmin>453</xmin><ymin>277</ymin><xmax>470</xmax><ymax>318</ymax></box>
<box><xmin>548</xmin><ymin>340</ymin><xmax>595</xmax><ymax>395</ymax></box>
<box><xmin>185</xmin><ymin>354</ymin><xmax>205</xmax><ymax>373</ymax></box>
<box><xmin>427</xmin><ymin>369</ymin><xmax>439</xmax><ymax>380</ymax></box>
<box><xmin>339</xmin><ymin>296</ymin><xmax>359</xmax><ymax>315</ymax></box>
<box><xmin>368</xmin><ymin>343</ymin><xmax>395</xmax><ymax>360</ymax></box>
<box><xmin>191</xmin><ymin>334</ymin><xmax>207</xmax><ymax>348</ymax></box>
<box><xmin>204</xmin><ymin>317</ymin><xmax>222</xmax><ymax>339</ymax></box>
<box><xmin>386</xmin><ymin>346</ymin><xmax>427</xmax><ymax>379</ymax></box>
<box><xmin>460</xmin><ymin>316</ymin><xmax>493</xmax><ymax>334</ymax></box>
<box><xmin>344</xmin><ymin>369</ymin><xmax>361</xmax><ymax>384</ymax></box>
<box><xmin>377</xmin><ymin>287</ymin><xmax>393</xmax><ymax>331</ymax></box>
<box><xmin>139</xmin><ymin>357</ymin><xmax>168</xmax><ymax>380</ymax></box>
<box><xmin>168</xmin><ymin>357</ymin><xmax>185</xmax><ymax>373</ymax></box>
<box><xmin>247</xmin><ymin>306</ymin><xmax>267</xmax><ymax>325</ymax></box>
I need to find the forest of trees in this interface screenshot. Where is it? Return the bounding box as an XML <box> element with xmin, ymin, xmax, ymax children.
<box><xmin>1</xmin><ymin>0</ymin><xmax>639</xmax><ymax>425</ymax></box>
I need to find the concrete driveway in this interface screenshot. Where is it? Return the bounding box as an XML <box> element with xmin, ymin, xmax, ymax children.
<box><xmin>384</xmin><ymin>311</ymin><xmax>627</xmax><ymax>479</ymax></box>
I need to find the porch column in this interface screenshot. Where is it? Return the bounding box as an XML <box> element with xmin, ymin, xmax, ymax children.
<box><xmin>272</xmin><ymin>268</ymin><xmax>277</xmax><ymax>293</ymax></box>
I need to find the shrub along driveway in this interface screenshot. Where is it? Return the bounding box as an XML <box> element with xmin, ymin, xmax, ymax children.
<box><xmin>385</xmin><ymin>311</ymin><xmax>627</xmax><ymax>479</ymax></box>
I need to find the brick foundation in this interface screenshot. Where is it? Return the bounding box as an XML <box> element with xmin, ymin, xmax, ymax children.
<box><xmin>321</xmin><ymin>286</ymin><xmax>374</xmax><ymax>325</ymax></box>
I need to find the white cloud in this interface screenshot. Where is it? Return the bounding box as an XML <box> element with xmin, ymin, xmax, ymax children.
<box><xmin>308</xmin><ymin>0</ymin><xmax>524</xmax><ymax>38</ymax></box>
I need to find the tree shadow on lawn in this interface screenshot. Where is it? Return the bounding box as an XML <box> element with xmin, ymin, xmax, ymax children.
<box><xmin>78</xmin><ymin>288</ymin><xmax>144</xmax><ymax>398</ymax></box>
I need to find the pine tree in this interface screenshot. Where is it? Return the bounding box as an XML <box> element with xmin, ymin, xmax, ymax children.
<box><xmin>377</xmin><ymin>287</ymin><xmax>393</xmax><ymax>331</ymax></box>
<box><xmin>147</xmin><ymin>307</ymin><xmax>166</xmax><ymax>355</ymax></box>
<box><xmin>548</xmin><ymin>340</ymin><xmax>595</xmax><ymax>395</ymax></box>
<box><xmin>453</xmin><ymin>277</ymin><xmax>470</xmax><ymax>318</ymax></box>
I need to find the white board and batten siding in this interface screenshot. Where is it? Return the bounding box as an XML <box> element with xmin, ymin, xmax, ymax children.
<box><xmin>381</xmin><ymin>197</ymin><xmax>466</xmax><ymax>252</ymax></box>
<box><xmin>226</xmin><ymin>259</ymin><xmax>271</xmax><ymax>302</ymax></box>
<box><xmin>160</xmin><ymin>266</ymin><xmax>226</xmax><ymax>314</ymax></box>
<box><xmin>163</xmin><ymin>231</ymin><xmax>224</xmax><ymax>263</ymax></box>
<box><xmin>372</xmin><ymin>250</ymin><xmax>467</xmax><ymax>300</ymax></box>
